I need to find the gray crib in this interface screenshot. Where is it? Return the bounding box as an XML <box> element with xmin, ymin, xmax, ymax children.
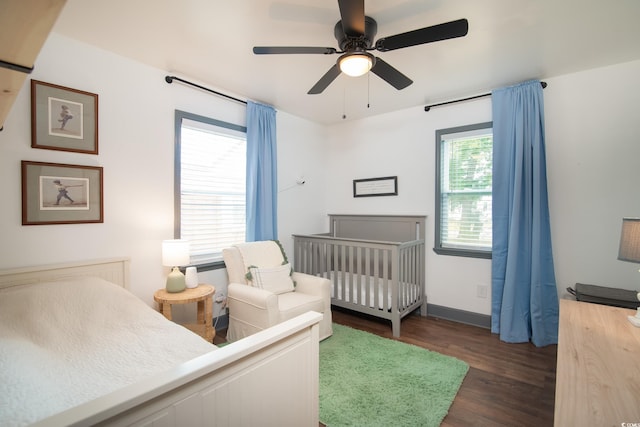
<box><xmin>293</xmin><ymin>214</ymin><xmax>427</xmax><ymax>337</ymax></box>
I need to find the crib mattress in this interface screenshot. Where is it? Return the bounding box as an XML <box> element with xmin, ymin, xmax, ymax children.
<box><xmin>322</xmin><ymin>271</ymin><xmax>420</xmax><ymax>310</ymax></box>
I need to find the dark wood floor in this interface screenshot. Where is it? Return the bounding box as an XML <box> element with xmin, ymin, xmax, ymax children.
<box><xmin>215</xmin><ymin>308</ymin><xmax>557</xmax><ymax>427</ymax></box>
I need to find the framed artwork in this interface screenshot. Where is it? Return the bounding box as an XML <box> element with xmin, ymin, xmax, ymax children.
<box><xmin>31</xmin><ymin>79</ymin><xmax>98</xmax><ymax>154</ymax></box>
<box><xmin>353</xmin><ymin>176</ymin><xmax>398</xmax><ymax>197</ymax></box>
<box><xmin>22</xmin><ymin>161</ymin><xmax>103</xmax><ymax>225</ymax></box>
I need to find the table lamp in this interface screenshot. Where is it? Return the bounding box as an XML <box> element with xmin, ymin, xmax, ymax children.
<box><xmin>162</xmin><ymin>239</ymin><xmax>190</xmax><ymax>293</ymax></box>
<box><xmin>617</xmin><ymin>217</ymin><xmax>640</xmax><ymax>326</ymax></box>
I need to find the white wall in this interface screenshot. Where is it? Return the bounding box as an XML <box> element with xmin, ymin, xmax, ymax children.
<box><xmin>325</xmin><ymin>59</ymin><xmax>640</xmax><ymax>316</ymax></box>
<box><xmin>545</xmin><ymin>60</ymin><xmax>640</xmax><ymax>291</ymax></box>
<box><xmin>276</xmin><ymin>113</ymin><xmax>329</xmax><ymax>255</ymax></box>
<box><xmin>0</xmin><ymin>33</ymin><xmax>327</xmax><ymax>319</ymax></box>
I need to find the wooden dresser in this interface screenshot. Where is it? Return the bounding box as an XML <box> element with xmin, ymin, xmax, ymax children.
<box><xmin>555</xmin><ymin>299</ymin><xmax>640</xmax><ymax>426</ymax></box>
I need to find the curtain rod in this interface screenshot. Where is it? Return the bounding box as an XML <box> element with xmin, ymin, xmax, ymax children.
<box><xmin>424</xmin><ymin>81</ymin><xmax>547</xmax><ymax>112</ymax></box>
<box><xmin>164</xmin><ymin>75</ymin><xmax>247</xmax><ymax>105</ymax></box>
<box><xmin>0</xmin><ymin>58</ymin><xmax>33</xmax><ymax>74</ymax></box>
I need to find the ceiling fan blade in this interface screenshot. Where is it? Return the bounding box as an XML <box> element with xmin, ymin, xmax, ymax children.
<box><xmin>253</xmin><ymin>46</ymin><xmax>337</xmax><ymax>55</ymax></box>
<box><xmin>308</xmin><ymin>64</ymin><xmax>342</xmax><ymax>94</ymax></box>
<box><xmin>375</xmin><ymin>18</ymin><xmax>469</xmax><ymax>52</ymax></box>
<box><xmin>338</xmin><ymin>0</ymin><xmax>365</xmax><ymax>37</ymax></box>
<box><xmin>370</xmin><ymin>57</ymin><xmax>412</xmax><ymax>90</ymax></box>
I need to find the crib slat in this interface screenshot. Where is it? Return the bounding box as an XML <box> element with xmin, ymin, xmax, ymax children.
<box><xmin>355</xmin><ymin>246</ymin><xmax>362</xmax><ymax>306</ymax></box>
<box><xmin>347</xmin><ymin>245</ymin><xmax>353</xmax><ymax>304</ymax></box>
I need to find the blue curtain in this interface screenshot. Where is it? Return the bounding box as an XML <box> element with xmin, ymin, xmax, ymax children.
<box><xmin>246</xmin><ymin>101</ymin><xmax>278</xmax><ymax>241</ymax></box>
<box><xmin>491</xmin><ymin>80</ymin><xmax>558</xmax><ymax>347</ymax></box>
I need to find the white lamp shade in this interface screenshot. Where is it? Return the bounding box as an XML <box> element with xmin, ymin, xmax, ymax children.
<box><xmin>339</xmin><ymin>53</ymin><xmax>373</xmax><ymax>77</ymax></box>
<box><xmin>162</xmin><ymin>239</ymin><xmax>190</xmax><ymax>267</ymax></box>
<box><xmin>618</xmin><ymin>218</ymin><xmax>640</xmax><ymax>263</ymax></box>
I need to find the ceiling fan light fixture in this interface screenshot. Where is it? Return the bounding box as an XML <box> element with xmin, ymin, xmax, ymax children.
<box><xmin>338</xmin><ymin>52</ymin><xmax>374</xmax><ymax>77</ymax></box>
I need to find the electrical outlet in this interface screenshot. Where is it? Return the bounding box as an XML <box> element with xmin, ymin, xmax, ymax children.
<box><xmin>214</xmin><ymin>292</ymin><xmax>226</xmax><ymax>303</ymax></box>
<box><xmin>477</xmin><ymin>284</ymin><xmax>488</xmax><ymax>299</ymax></box>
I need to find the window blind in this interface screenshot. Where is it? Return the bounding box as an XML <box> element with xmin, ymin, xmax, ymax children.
<box><xmin>180</xmin><ymin>120</ymin><xmax>246</xmax><ymax>265</ymax></box>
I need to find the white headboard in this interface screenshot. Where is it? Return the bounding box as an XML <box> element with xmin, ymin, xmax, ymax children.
<box><xmin>0</xmin><ymin>257</ymin><xmax>130</xmax><ymax>290</ymax></box>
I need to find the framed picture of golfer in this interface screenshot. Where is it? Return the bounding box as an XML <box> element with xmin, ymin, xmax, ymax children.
<box><xmin>22</xmin><ymin>161</ymin><xmax>103</xmax><ymax>225</ymax></box>
<box><xmin>31</xmin><ymin>80</ymin><xmax>98</xmax><ymax>154</ymax></box>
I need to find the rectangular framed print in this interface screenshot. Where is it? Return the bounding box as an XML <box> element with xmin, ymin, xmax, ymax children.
<box><xmin>31</xmin><ymin>80</ymin><xmax>98</xmax><ymax>154</ymax></box>
<box><xmin>22</xmin><ymin>161</ymin><xmax>103</xmax><ymax>225</ymax></box>
<box><xmin>353</xmin><ymin>176</ymin><xmax>398</xmax><ymax>197</ymax></box>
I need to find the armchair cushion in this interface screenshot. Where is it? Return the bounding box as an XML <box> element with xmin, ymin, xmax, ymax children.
<box><xmin>247</xmin><ymin>263</ymin><xmax>295</xmax><ymax>295</ymax></box>
<box><xmin>277</xmin><ymin>292</ymin><xmax>324</xmax><ymax>323</ymax></box>
<box><xmin>236</xmin><ymin>241</ymin><xmax>286</xmax><ymax>270</ymax></box>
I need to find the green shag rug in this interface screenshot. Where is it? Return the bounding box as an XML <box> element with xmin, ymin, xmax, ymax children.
<box><xmin>319</xmin><ymin>324</ymin><xmax>469</xmax><ymax>427</ymax></box>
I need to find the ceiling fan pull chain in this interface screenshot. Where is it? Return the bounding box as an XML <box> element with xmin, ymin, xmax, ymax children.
<box><xmin>367</xmin><ymin>72</ymin><xmax>370</xmax><ymax>108</ymax></box>
<box><xmin>342</xmin><ymin>87</ymin><xmax>347</xmax><ymax>120</ymax></box>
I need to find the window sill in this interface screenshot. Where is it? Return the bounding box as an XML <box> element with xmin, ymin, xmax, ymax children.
<box><xmin>181</xmin><ymin>260</ymin><xmax>226</xmax><ymax>273</ymax></box>
<box><xmin>433</xmin><ymin>247</ymin><xmax>492</xmax><ymax>259</ymax></box>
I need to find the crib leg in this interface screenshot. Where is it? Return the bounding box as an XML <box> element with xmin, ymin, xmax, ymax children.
<box><xmin>391</xmin><ymin>321</ymin><xmax>400</xmax><ymax>338</ymax></box>
<box><xmin>391</xmin><ymin>311</ymin><xmax>401</xmax><ymax>337</ymax></box>
<box><xmin>420</xmin><ymin>300</ymin><xmax>427</xmax><ymax>317</ymax></box>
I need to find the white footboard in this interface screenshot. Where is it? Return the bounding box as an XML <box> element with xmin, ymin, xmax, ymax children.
<box><xmin>32</xmin><ymin>311</ymin><xmax>322</xmax><ymax>427</ymax></box>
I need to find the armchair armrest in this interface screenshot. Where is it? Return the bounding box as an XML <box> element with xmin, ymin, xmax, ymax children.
<box><xmin>227</xmin><ymin>283</ymin><xmax>279</xmax><ymax>330</ymax></box>
<box><xmin>228</xmin><ymin>282</ymin><xmax>277</xmax><ymax>308</ymax></box>
<box><xmin>292</xmin><ymin>272</ymin><xmax>331</xmax><ymax>301</ymax></box>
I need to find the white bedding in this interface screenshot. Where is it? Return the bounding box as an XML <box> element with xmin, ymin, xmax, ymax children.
<box><xmin>324</xmin><ymin>271</ymin><xmax>420</xmax><ymax>309</ymax></box>
<box><xmin>0</xmin><ymin>277</ymin><xmax>216</xmax><ymax>427</ymax></box>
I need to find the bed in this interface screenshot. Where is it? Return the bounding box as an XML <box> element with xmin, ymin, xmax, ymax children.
<box><xmin>293</xmin><ymin>214</ymin><xmax>426</xmax><ymax>337</ymax></box>
<box><xmin>0</xmin><ymin>257</ymin><xmax>321</xmax><ymax>427</ymax></box>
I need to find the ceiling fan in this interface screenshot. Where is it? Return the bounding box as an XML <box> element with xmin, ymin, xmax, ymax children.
<box><xmin>253</xmin><ymin>0</ymin><xmax>468</xmax><ymax>94</ymax></box>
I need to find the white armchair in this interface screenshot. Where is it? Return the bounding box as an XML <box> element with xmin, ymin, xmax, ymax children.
<box><xmin>222</xmin><ymin>240</ymin><xmax>333</xmax><ymax>342</ymax></box>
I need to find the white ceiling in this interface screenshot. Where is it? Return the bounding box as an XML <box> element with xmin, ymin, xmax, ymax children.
<box><xmin>52</xmin><ymin>0</ymin><xmax>640</xmax><ymax>125</ymax></box>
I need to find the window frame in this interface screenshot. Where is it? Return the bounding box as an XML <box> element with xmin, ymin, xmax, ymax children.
<box><xmin>174</xmin><ymin>110</ymin><xmax>247</xmax><ymax>271</ymax></box>
<box><xmin>434</xmin><ymin>121</ymin><xmax>493</xmax><ymax>259</ymax></box>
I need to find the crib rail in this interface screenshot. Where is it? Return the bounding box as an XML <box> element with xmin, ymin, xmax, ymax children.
<box><xmin>293</xmin><ymin>233</ymin><xmax>426</xmax><ymax>337</ymax></box>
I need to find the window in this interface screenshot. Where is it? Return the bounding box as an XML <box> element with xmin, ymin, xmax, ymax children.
<box><xmin>175</xmin><ymin>110</ymin><xmax>247</xmax><ymax>269</ymax></box>
<box><xmin>435</xmin><ymin>122</ymin><xmax>493</xmax><ymax>258</ymax></box>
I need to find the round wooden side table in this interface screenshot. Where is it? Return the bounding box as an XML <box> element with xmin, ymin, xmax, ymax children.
<box><xmin>153</xmin><ymin>284</ymin><xmax>215</xmax><ymax>342</ymax></box>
